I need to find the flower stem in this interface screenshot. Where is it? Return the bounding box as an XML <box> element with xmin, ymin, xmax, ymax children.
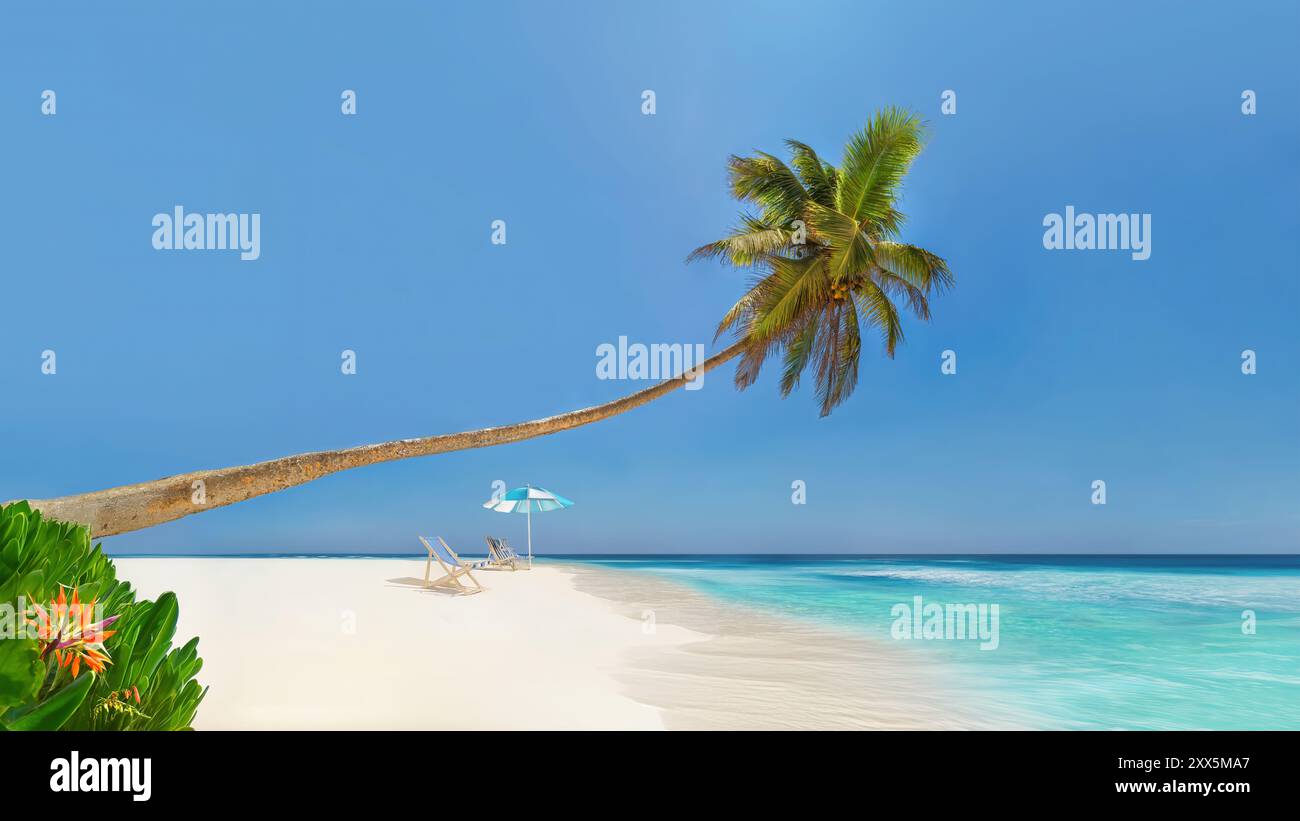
<box><xmin>37</xmin><ymin>657</ymin><xmax>59</xmax><ymax>700</ymax></box>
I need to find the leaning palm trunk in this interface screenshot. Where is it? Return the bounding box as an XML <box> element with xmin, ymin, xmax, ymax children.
<box><xmin>18</xmin><ymin>342</ymin><xmax>747</xmax><ymax>538</ymax></box>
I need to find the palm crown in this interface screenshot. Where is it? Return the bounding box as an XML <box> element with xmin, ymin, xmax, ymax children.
<box><xmin>691</xmin><ymin>107</ymin><xmax>953</xmax><ymax>416</ymax></box>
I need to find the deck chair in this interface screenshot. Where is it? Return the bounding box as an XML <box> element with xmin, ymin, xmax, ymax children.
<box><xmin>498</xmin><ymin>538</ymin><xmax>530</xmax><ymax>569</ymax></box>
<box><xmin>485</xmin><ymin>536</ymin><xmax>528</xmax><ymax>570</ymax></box>
<box><xmin>419</xmin><ymin>536</ymin><xmax>485</xmax><ymax>595</ymax></box>
<box><xmin>483</xmin><ymin>536</ymin><xmax>517</xmax><ymax>570</ymax></box>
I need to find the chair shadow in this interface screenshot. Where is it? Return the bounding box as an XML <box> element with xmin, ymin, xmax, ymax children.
<box><xmin>385</xmin><ymin>576</ymin><xmax>475</xmax><ymax>597</ymax></box>
<box><xmin>386</xmin><ymin>576</ymin><xmax>427</xmax><ymax>588</ymax></box>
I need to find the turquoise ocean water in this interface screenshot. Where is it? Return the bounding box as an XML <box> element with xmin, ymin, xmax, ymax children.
<box><xmin>567</xmin><ymin>555</ymin><xmax>1300</xmax><ymax>730</ymax></box>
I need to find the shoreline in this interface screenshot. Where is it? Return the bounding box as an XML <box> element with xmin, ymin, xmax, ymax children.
<box><xmin>114</xmin><ymin>557</ymin><xmax>1006</xmax><ymax>730</ymax></box>
<box><xmin>562</xmin><ymin>561</ymin><xmax>1014</xmax><ymax>730</ymax></box>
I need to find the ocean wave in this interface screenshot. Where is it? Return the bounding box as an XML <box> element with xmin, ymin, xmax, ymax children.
<box><xmin>826</xmin><ymin>565</ymin><xmax>1300</xmax><ymax>611</ymax></box>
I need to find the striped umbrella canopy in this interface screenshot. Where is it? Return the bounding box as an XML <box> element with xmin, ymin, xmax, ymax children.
<box><xmin>482</xmin><ymin>486</ymin><xmax>574</xmax><ymax>568</ymax></box>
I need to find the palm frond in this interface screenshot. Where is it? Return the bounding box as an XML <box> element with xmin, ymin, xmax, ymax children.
<box><xmin>813</xmin><ymin>299</ymin><xmax>862</xmax><ymax>416</ymax></box>
<box><xmin>714</xmin><ymin>262</ymin><xmax>780</xmax><ymax>340</ymax></box>
<box><xmin>714</xmin><ymin>289</ymin><xmax>756</xmax><ymax>340</ymax></box>
<box><xmin>834</xmin><ymin>107</ymin><xmax>925</xmax><ymax>234</ymax></box>
<box><xmin>748</xmin><ymin>255</ymin><xmax>830</xmax><ymax>342</ymax></box>
<box><xmin>688</xmin><ymin>213</ymin><xmax>794</xmax><ymax>267</ymax></box>
<box><xmin>853</xmin><ymin>279</ymin><xmax>905</xmax><ymax>357</ymax></box>
<box><xmin>779</xmin><ymin>312</ymin><xmax>820</xmax><ymax>396</ymax></box>
<box><xmin>727</xmin><ymin>152</ymin><xmax>809</xmax><ymax>226</ymax></box>
<box><xmin>784</xmin><ymin>140</ymin><xmax>837</xmax><ymax>208</ymax></box>
<box><xmin>872</xmin><ymin>240</ymin><xmax>953</xmax><ymax>292</ymax></box>
<box><xmin>874</xmin><ymin>271</ymin><xmax>931</xmax><ymax>321</ymax></box>
<box><xmin>733</xmin><ymin>339</ymin><xmax>773</xmax><ymax>391</ymax></box>
<box><xmin>804</xmin><ymin>201</ymin><xmax>873</xmax><ymax>280</ymax></box>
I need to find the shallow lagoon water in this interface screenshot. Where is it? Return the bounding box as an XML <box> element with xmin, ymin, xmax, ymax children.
<box><xmin>571</xmin><ymin>555</ymin><xmax>1300</xmax><ymax>729</ymax></box>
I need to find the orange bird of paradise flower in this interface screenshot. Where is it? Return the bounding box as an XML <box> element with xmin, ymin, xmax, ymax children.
<box><xmin>26</xmin><ymin>586</ymin><xmax>120</xmax><ymax>678</ymax></box>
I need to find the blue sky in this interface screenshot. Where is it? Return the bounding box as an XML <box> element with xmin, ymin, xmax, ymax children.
<box><xmin>1</xmin><ymin>1</ymin><xmax>1297</xmax><ymax>554</ymax></box>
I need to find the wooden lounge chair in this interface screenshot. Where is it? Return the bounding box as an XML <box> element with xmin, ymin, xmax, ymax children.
<box><xmin>484</xmin><ymin>536</ymin><xmax>517</xmax><ymax>570</ymax></box>
<box><xmin>499</xmin><ymin>538</ymin><xmax>531</xmax><ymax>569</ymax></box>
<box><xmin>419</xmin><ymin>536</ymin><xmax>485</xmax><ymax>595</ymax></box>
<box><xmin>485</xmin><ymin>536</ymin><xmax>527</xmax><ymax>570</ymax></box>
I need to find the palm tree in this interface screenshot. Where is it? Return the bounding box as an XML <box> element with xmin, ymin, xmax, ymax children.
<box><xmin>690</xmin><ymin>106</ymin><xmax>952</xmax><ymax>416</ymax></box>
<box><xmin>17</xmin><ymin>108</ymin><xmax>951</xmax><ymax>538</ymax></box>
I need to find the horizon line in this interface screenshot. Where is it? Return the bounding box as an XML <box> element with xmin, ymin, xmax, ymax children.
<box><xmin>108</xmin><ymin>551</ymin><xmax>1300</xmax><ymax>558</ymax></box>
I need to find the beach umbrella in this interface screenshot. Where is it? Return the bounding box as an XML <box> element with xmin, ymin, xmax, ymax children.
<box><xmin>482</xmin><ymin>485</ymin><xmax>574</xmax><ymax>568</ymax></box>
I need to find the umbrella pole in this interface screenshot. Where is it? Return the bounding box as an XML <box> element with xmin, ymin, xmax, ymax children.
<box><xmin>527</xmin><ymin>504</ymin><xmax>533</xmax><ymax>569</ymax></box>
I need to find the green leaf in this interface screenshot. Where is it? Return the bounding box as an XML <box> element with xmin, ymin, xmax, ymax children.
<box><xmin>6</xmin><ymin>671</ymin><xmax>93</xmax><ymax>730</ymax></box>
<box><xmin>0</xmin><ymin>639</ymin><xmax>43</xmax><ymax>711</ymax></box>
<box><xmin>137</xmin><ymin>593</ymin><xmax>180</xmax><ymax>679</ymax></box>
<box><xmin>0</xmin><ymin>509</ymin><xmax>27</xmax><ymax>553</ymax></box>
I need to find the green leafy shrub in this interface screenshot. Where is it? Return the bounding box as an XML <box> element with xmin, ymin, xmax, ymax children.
<box><xmin>0</xmin><ymin>501</ymin><xmax>206</xmax><ymax>730</ymax></box>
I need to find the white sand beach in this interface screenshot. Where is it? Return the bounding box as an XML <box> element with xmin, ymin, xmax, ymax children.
<box><xmin>115</xmin><ymin>558</ymin><xmax>1006</xmax><ymax>730</ymax></box>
